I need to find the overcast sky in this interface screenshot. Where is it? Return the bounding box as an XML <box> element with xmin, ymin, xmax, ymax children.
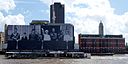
<box><xmin>0</xmin><ymin>0</ymin><xmax>128</xmax><ymax>43</ymax></box>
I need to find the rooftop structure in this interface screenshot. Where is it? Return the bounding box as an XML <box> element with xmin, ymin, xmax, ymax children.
<box><xmin>30</xmin><ymin>20</ymin><xmax>49</xmax><ymax>25</ymax></box>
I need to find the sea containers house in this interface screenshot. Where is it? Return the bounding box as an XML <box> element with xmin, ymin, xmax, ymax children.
<box><xmin>6</xmin><ymin>22</ymin><xmax>74</xmax><ymax>51</ymax></box>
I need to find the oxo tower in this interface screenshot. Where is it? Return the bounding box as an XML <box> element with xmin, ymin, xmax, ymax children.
<box><xmin>99</xmin><ymin>20</ymin><xmax>104</xmax><ymax>37</ymax></box>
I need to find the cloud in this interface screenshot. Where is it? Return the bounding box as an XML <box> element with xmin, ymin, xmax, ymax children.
<box><xmin>0</xmin><ymin>0</ymin><xmax>25</xmax><ymax>31</ymax></box>
<box><xmin>3</xmin><ymin>14</ymin><xmax>25</xmax><ymax>25</ymax></box>
<box><xmin>41</xmin><ymin>0</ymin><xmax>128</xmax><ymax>43</ymax></box>
<box><xmin>14</xmin><ymin>0</ymin><xmax>38</xmax><ymax>4</ymax></box>
<box><xmin>0</xmin><ymin>0</ymin><xmax>16</xmax><ymax>12</ymax></box>
<box><xmin>0</xmin><ymin>12</ymin><xmax>25</xmax><ymax>31</ymax></box>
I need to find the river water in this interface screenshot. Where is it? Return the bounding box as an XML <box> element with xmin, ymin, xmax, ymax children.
<box><xmin>0</xmin><ymin>54</ymin><xmax>128</xmax><ymax>64</ymax></box>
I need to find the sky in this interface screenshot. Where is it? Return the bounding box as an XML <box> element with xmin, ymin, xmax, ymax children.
<box><xmin>0</xmin><ymin>0</ymin><xmax>128</xmax><ymax>43</ymax></box>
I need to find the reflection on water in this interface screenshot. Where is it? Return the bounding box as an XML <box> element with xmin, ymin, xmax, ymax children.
<box><xmin>0</xmin><ymin>54</ymin><xmax>128</xmax><ymax>64</ymax></box>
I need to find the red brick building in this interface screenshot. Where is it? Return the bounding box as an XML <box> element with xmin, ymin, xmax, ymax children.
<box><xmin>78</xmin><ymin>34</ymin><xmax>125</xmax><ymax>53</ymax></box>
<box><xmin>78</xmin><ymin>21</ymin><xmax>125</xmax><ymax>53</ymax></box>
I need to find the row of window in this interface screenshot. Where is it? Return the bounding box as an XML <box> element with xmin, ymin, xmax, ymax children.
<box><xmin>79</xmin><ymin>39</ymin><xmax>125</xmax><ymax>47</ymax></box>
<box><xmin>81</xmin><ymin>47</ymin><xmax>125</xmax><ymax>49</ymax></box>
<box><xmin>80</xmin><ymin>43</ymin><xmax>124</xmax><ymax>47</ymax></box>
<box><xmin>80</xmin><ymin>42</ymin><xmax>124</xmax><ymax>47</ymax></box>
<box><xmin>80</xmin><ymin>47</ymin><xmax>125</xmax><ymax>53</ymax></box>
<box><xmin>80</xmin><ymin>39</ymin><xmax>125</xmax><ymax>43</ymax></box>
<box><xmin>81</xmin><ymin>48</ymin><xmax>125</xmax><ymax>53</ymax></box>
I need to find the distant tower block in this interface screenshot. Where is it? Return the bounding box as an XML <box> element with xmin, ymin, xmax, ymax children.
<box><xmin>99</xmin><ymin>20</ymin><xmax>104</xmax><ymax>37</ymax></box>
<box><xmin>50</xmin><ymin>2</ymin><xmax>65</xmax><ymax>23</ymax></box>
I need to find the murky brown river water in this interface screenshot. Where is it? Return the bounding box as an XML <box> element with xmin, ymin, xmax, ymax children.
<box><xmin>0</xmin><ymin>54</ymin><xmax>128</xmax><ymax>64</ymax></box>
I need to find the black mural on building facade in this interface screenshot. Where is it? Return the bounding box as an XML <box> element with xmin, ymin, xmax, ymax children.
<box><xmin>7</xmin><ymin>24</ymin><xmax>74</xmax><ymax>50</ymax></box>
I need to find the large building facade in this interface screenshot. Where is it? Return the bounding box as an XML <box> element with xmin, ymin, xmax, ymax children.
<box><xmin>78</xmin><ymin>22</ymin><xmax>125</xmax><ymax>53</ymax></box>
<box><xmin>0</xmin><ymin>32</ymin><xmax>4</xmax><ymax>51</ymax></box>
<box><xmin>50</xmin><ymin>2</ymin><xmax>65</xmax><ymax>23</ymax></box>
<box><xmin>6</xmin><ymin>24</ymin><xmax>74</xmax><ymax>51</ymax></box>
<box><xmin>0</xmin><ymin>32</ymin><xmax>4</xmax><ymax>44</ymax></box>
<box><xmin>79</xmin><ymin>34</ymin><xmax>125</xmax><ymax>53</ymax></box>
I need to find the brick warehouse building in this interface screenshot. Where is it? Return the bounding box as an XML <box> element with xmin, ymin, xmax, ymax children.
<box><xmin>78</xmin><ymin>21</ymin><xmax>125</xmax><ymax>53</ymax></box>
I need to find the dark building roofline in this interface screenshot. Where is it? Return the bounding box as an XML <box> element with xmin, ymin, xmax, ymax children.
<box><xmin>105</xmin><ymin>35</ymin><xmax>123</xmax><ymax>38</ymax></box>
<box><xmin>52</xmin><ymin>2</ymin><xmax>64</xmax><ymax>5</ymax></box>
<box><xmin>80</xmin><ymin>37</ymin><xmax>125</xmax><ymax>39</ymax></box>
<box><xmin>79</xmin><ymin>34</ymin><xmax>123</xmax><ymax>38</ymax></box>
<box><xmin>31</xmin><ymin>20</ymin><xmax>49</xmax><ymax>22</ymax></box>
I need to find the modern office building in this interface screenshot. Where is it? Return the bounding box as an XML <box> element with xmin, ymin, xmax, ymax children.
<box><xmin>78</xmin><ymin>21</ymin><xmax>125</xmax><ymax>53</ymax></box>
<box><xmin>50</xmin><ymin>2</ymin><xmax>65</xmax><ymax>23</ymax></box>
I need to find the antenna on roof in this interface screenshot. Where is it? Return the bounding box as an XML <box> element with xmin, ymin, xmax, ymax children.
<box><xmin>52</xmin><ymin>0</ymin><xmax>56</xmax><ymax>23</ymax></box>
